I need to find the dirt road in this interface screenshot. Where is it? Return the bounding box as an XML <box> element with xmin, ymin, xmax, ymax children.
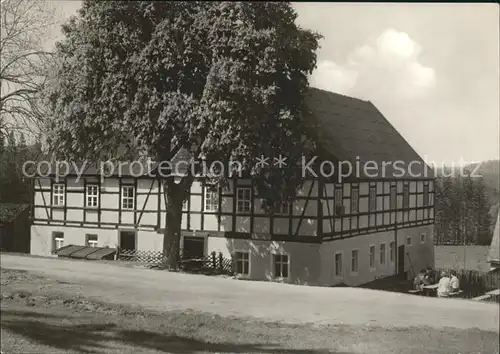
<box><xmin>1</xmin><ymin>254</ymin><xmax>498</xmax><ymax>331</ymax></box>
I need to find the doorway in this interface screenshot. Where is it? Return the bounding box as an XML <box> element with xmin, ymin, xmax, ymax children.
<box><xmin>182</xmin><ymin>236</ymin><xmax>205</xmax><ymax>259</ymax></box>
<box><xmin>397</xmin><ymin>245</ymin><xmax>405</xmax><ymax>275</ymax></box>
<box><xmin>119</xmin><ymin>230</ymin><xmax>136</xmax><ymax>250</ymax></box>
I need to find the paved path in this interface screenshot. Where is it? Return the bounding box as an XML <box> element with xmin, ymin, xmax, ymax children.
<box><xmin>1</xmin><ymin>254</ymin><xmax>498</xmax><ymax>331</ymax></box>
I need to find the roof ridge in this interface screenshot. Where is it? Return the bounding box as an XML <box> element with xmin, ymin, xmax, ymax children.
<box><xmin>306</xmin><ymin>89</ymin><xmax>435</xmax><ymax>179</ymax></box>
<box><xmin>367</xmin><ymin>101</ymin><xmax>433</xmax><ymax>166</ymax></box>
<box><xmin>308</xmin><ymin>86</ymin><xmax>370</xmax><ymax>104</ymax></box>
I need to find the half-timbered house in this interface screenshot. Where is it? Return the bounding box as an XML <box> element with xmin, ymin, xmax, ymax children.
<box><xmin>30</xmin><ymin>88</ymin><xmax>435</xmax><ymax>286</ymax></box>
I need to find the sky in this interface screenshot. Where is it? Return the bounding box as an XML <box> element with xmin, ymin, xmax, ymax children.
<box><xmin>47</xmin><ymin>1</ymin><xmax>499</xmax><ymax>165</ymax></box>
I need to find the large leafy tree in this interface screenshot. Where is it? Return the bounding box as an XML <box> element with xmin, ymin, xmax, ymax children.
<box><xmin>1</xmin><ymin>0</ymin><xmax>57</xmax><ymax>139</ymax></box>
<box><xmin>46</xmin><ymin>1</ymin><xmax>321</xmax><ymax>268</ymax></box>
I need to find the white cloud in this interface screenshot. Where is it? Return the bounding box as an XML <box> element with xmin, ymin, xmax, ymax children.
<box><xmin>311</xmin><ymin>61</ymin><xmax>357</xmax><ymax>95</ymax></box>
<box><xmin>310</xmin><ymin>29</ymin><xmax>436</xmax><ymax>100</ymax></box>
<box><xmin>376</xmin><ymin>29</ymin><xmax>418</xmax><ymax>59</ymax></box>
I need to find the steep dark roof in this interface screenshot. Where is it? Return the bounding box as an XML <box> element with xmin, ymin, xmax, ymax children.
<box><xmin>33</xmin><ymin>88</ymin><xmax>433</xmax><ymax>180</ymax></box>
<box><xmin>0</xmin><ymin>203</ymin><xmax>30</xmax><ymax>224</ymax></box>
<box><xmin>162</xmin><ymin>89</ymin><xmax>433</xmax><ymax>180</ymax></box>
<box><xmin>487</xmin><ymin>212</ymin><xmax>500</xmax><ymax>266</ymax></box>
<box><xmin>307</xmin><ymin>88</ymin><xmax>434</xmax><ymax>179</ymax></box>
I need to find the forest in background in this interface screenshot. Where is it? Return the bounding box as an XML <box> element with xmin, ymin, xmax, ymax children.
<box><xmin>0</xmin><ymin>133</ymin><xmax>41</xmax><ymax>204</ymax></box>
<box><xmin>434</xmin><ymin>160</ymin><xmax>499</xmax><ymax>246</ymax></box>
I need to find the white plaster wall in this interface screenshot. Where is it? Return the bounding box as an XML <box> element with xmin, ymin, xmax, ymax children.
<box><xmin>206</xmin><ymin>224</ymin><xmax>434</xmax><ymax>287</ymax></box>
<box><xmin>136</xmin><ymin>230</ymin><xmax>164</xmax><ymax>251</ymax></box>
<box><xmin>30</xmin><ymin>225</ymin><xmax>119</xmax><ymax>257</ymax></box>
<box><xmin>203</xmin><ymin>214</ymin><xmax>218</xmax><ymax>231</ymax></box>
<box><xmin>207</xmin><ymin>237</ymin><xmax>322</xmax><ymax>285</ymax></box>
<box><xmin>31</xmin><ymin>224</ymin><xmax>166</xmax><ymax>257</ymax></box>
<box><xmin>319</xmin><ymin>230</ymin><xmax>397</xmax><ymax>286</ymax></box>
<box><xmin>101</xmin><ymin>190</ymin><xmax>119</xmax><ymax>210</ymax></box>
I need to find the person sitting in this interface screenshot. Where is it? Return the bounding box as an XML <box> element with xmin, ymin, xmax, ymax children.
<box><xmin>450</xmin><ymin>270</ymin><xmax>460</xmax><ymax>292</ymax></box>
<box><xmin>425</xmin><ymin>267</ymin><xmax>435</xmax><ymax>284</ymax></box>
<box><xmin>413</xmin><ymin>269</ymin><xmax>427</xmax><ymax>291</ymax></box>
<box><xmin>437</xmin><ymin>271</ymin><xmax>452</xmax><ymax>298</ymax></box>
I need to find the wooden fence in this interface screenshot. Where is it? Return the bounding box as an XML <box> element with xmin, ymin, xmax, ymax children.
<box><xmin>116</xmin><ymin>248</ymin><xmax>234</xmax><ymax>274</ymax></box>
<box><xmin>116</xmin><ymin>249</ymin><xmax>164</xmax><ymax>265</ymax></box>
<box><xmin>179</xmin><ymin>251</ymin><xmax>234</xmax><ymax>274</ymax></box>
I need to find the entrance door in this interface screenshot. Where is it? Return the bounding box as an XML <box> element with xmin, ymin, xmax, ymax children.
<box><xmin>397</xmin><ymin>245</ymin><xmax>405</xmax><ymax>275</ymax></box>
<box><xmin>183</xmin><ymin>236</ymin><xmax>205</xmax><ymax>259</ymax></box>
<box><xmin>119</xmin><ymin>231</ymin><xmax>136</xmax><ymax>250</ymax></box>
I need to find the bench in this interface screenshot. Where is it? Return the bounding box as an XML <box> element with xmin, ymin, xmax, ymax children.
<box><xmin>448</xmin><ymin>290</ymin><xmax>463</xmax><ymax>297</ymax></box>
<box><xmin>472</xmin><ymin>294</ymin><xmax>493</xmax><ymax>301</ymax></box>
<box><xmin>472</xmin><ymin>289</ymin><xmax>500</xmax><ymax>301</ymax></box>
<box><xmin>422</xmin><ymin>284</ymin><xmax>439</xmax><ymax>290</ymax></box>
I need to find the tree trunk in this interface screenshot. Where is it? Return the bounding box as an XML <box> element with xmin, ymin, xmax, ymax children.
<box><xmin>162</xmin><ymin>179</ymin><xmax>184</xmax><ymax>270</ymax></box>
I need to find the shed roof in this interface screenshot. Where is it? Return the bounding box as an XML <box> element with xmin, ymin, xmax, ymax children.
<box><xmin>54</xmin><ymin>244</ymin><xmax>117</xmax><ymax>260</ymax></box>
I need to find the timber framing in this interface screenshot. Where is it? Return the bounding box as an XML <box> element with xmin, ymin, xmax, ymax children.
<box><xmin>33</xmin><ymin>173</ymin><xmax>435</xmax><ymax>244</ymax></box>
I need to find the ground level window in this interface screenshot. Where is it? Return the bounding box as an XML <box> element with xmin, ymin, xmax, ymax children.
<box><xmin>420</xmin><ymin>233</ymin><xmax>426</xmax><ymax>243</ymax></box>
<box><xmin>389</xmin><ymin>242</ymin><xmax>395</xmax><ymax>263</ymax></box>
<box><xmin>334</xmin><ymin>252</ymin><xmax>343</xmax><ymax>277</ymax></box>
<box><xmin>351</xmin><ymin>250</ymin><xmax>359</xmax><ymax>273</ymax></box>
<box><xmin>406</xmin><ymin>236</ymin><xmax>412</xmax><ymax>246</ymax></box>
<box><xmin>380</xmin><ymin>243</ymin><xmax>386</xmax><ymax>265</ymax></box>
<box><xmin>273</xmin><ymin>254</ymin><xmax>289</xmax><ymax>278</ymax></box>
<box><xmin>369</xmin><ymin>246</ymin><xmax>376</xmax><ymax>269</ymax></box>
<box><xmin>86</xmin><ymin>234</ymin><xmax>98</xmax><ymax>247</ymax></box>
<box><xmin>234</xmin><ymin>251</ymin><xmax>249</xmax><ymax>275</ymax></box>
<box><xmin>53</xmin><ymin>232</ymin><xmax>64</xmax><ymax>250</ymax></box>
